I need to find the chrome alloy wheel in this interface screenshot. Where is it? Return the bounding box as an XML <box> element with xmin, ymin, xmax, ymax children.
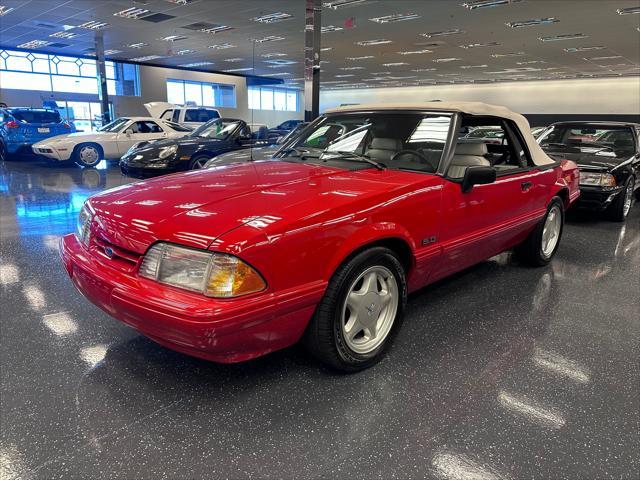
<box><xmin>79</xmin><ymin>145</ymin><xmax>100</xmax><ymax>166</ymax></box>
<box><xmin>622</xmin><ymin>181</ymin><xmax>634</xmax><ymax>217</ymax></box>
<box><xmin>541</xmin><ymin>204</ymin><xmax>562</xmax><ymax>258</ymax></box>
<box><xmin>341</xmin><ymin>266</ymin><xmax>399</xmax><ymax>355</ymax></box>
<box><xmin>192</xmin><ymin>157</ymin><xmax>207</xmax><ymax>169</ymax></box>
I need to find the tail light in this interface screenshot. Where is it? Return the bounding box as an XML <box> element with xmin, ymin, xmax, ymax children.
<box><xmin>5</xmin><ymin>120</ymin><xmax>20</xmax><ymax>129</ymax></box>
<box><xmin>62</xmin><ymin>122</ymin><xmax>71</xmax><ymax>129</ymax></box>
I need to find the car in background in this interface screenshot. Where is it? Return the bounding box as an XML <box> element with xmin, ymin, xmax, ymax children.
<box><xmin>32</xmin><ymin>117</ymin><xmax>192</xmax><ymax>167</ymax></box>
<box><xmin>120</xmin><ymin>118</ymin><xmax>269</xmax><ymax>177</ymax></box>
<box><xmin>61</xmin><ymin>102</ymin><xmax>579</xmax><ymax>371</ymax></box>
<box><xmin>463</xmin><ymin>126</ymin><xmax>504</xmax><ymax>144</ymax></box>
<box><xmin>1</xmin><ymin>107</ymin><xmax>76</xmax><ymax>161</ymax></box>
<box><xmin>267</xmin><ymin>119</ymin><xmax>304</xmax><ymax>142</ymax></box>
<box><xmin>531</xmin><ymin>126</ymin><xmax>547</xmax><ymax>139</ymax></box>
<box><xmin>203</xmin><ymin>121</ymin><xmax>309</xmax><ymax>169</ymax></box>
<box><xmin>538</xmin><ymin>121</ymin><xmax>639</xmax><ymax>221</ymax></box>
<box><xmin>144</xmin><ymin>102</ymin><xmax>221</xmax><ymax>129</ymax></box>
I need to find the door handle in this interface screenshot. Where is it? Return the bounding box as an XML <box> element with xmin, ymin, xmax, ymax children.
<box><xmin>521</xmin><ymin>181</ymin><xmax>533</xmax><ymax>191</ymax></box>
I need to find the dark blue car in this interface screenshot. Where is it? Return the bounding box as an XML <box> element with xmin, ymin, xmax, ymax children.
<box><xmin>0</xmin><ymin>107</ymin><xmax>76</xmax><ymax>161</ymax></box>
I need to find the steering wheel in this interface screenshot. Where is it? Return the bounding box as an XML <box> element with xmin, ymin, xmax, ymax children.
<box><xmin>390</xmin><ymin>149</ymin><xmax>434</xmax><ymax>171</ymax></box>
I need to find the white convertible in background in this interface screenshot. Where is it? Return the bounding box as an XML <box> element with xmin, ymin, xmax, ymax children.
<box><xmin>32</xmin><ymin>117</ymin><xmax>191</xmax><ymax>167</ymax></box>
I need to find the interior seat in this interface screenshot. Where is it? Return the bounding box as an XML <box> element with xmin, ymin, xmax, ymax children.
<box><xmin>366</xmin><ymin>138</ymin><xmax>402</xmax><ymax>163</ymax></box>
<box><xmin>448</xmin><ymin>142</ymin><xmax>490</xmax><ymax>179</ymax></box>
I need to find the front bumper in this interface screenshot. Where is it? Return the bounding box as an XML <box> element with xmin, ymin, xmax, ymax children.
<box><xmin>32</xmin><ymin>144</ymin><xmax>71</xmax><ymax>161</ymax></box>
<box><xmin>574</xmin><ymin>185</ymin><xmax>624</xmax><ymax>211</ymax></box>
<box><xmin>119</xmin><ymin>160</ymin><xmax>180</xmax><ymax>178</ymax></box>
<box><xmin>59</xmin><ymin>233</ymin><xmax>322</xmax><ymax>363</ymax></box>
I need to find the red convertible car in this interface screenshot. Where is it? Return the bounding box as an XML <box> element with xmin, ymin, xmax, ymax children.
<box><xmin>60</xmin><ymin>102</ymin><xmax>579</xmax><ymax>371</ymax></box>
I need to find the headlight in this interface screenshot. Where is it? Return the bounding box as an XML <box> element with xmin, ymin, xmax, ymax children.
<box><xmin>579</xmin><ymin>172</ymin><xmax>616</xmax><ymax>187</ymax></box>
<box><xmin>158</xmin><ymin>145</ymin><xmax>178</xmax><ymax>160</ymax></box>
<box><xmin>138</xmin><ymin>243</ymin><xmax>266</xmax><ymax>298</ymax></box>
<box><xmin>76</xmin><ymin>204</ymin><xmax>92</xmax><ymax>247</ymax></box>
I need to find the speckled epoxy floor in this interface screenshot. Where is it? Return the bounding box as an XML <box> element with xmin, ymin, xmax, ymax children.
<box><xmin>1</xmin><ymin>158</ymin><xmax>638</xmax><ymax>480</ymax></box>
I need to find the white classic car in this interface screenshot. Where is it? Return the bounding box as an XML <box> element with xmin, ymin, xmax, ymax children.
<box><xmin>32</xmin><ymin>117</ymin><xmax>191</xmax><ymax>167</ymax></box>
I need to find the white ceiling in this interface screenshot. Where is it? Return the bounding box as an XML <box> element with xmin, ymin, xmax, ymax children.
<box><xmin>0</xmin><ymin>0</ymin><xmax>638</xmax><ymax>90</ymax></box>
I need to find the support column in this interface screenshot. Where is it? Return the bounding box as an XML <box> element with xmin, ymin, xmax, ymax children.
<box><xmin>304</xmin><ymin>0</ymin><xmax>321</xmax><ymax>122</ymax></box>
<box><xmin>94</xmin><ymin>30</ymin><xmax>111</xmax><ymax>125</ymax></box>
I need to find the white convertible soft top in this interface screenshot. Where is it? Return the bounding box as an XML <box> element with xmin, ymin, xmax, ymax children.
<box><xmin>325</xmin><ymin>101</ymin><xmax>554</xmax><ymax>166</ymax></box>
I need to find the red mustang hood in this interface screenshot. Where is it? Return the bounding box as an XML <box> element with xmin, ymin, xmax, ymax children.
<box><xmin>88</xmin><ymin>161</ymin><xmax>423</xmax><ymax>254</ymax></box>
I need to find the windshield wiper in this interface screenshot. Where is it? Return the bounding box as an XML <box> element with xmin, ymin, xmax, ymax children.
<box><xmin>277</xmin><ymin>146</ymin><xmax>319</xmax><ymax>160</ymax></box>
<box><xmin>322</xmin><ymin>151</ymin><xmax>386</xmax><ymax>171</ymax></box>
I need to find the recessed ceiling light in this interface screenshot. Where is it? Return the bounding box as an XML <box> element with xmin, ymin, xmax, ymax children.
<box><xmin>617</xmin><ymin>6</ymin><xmax>640</xmax><ymax>15</ymax></box>
<box><xmin>321</xmin><ymin>25</ymin><xmax>344</xmax><ymax>33</ymax></box>
<box><xmin>382</xmin><ymin>62</ymin><xmax>409</xmax><ymax>66</ymax></box>
<box><xmin>371</xmin><ymin>71</ymin><xmax>391</xmax><ymax>75</ymax></box>
<box><xmin>339</xmin><ymin>66</ymin><xmax>365</xmax><ymax>70</ymax></box>
<box><xmin>209</xmin><ymin>43</ymin><xmax>235</xmax><ymax>50</ymax></box>
<box><xmin>50</xmin><ymin>31</ymin><xmax>78</xmax><ymax>39</ymax></box>
<box><xmin>563</xmin><ymin>45</ymin><xmax>605</xmax><ymax>53</ymax></box>
<box><xmin>252</xmin><ymin>35</ymin><xmax>285</xmax><ymax>43</ymax></box>
<box><xmin>165</xmin><ymin>0</ymin><xmax>196</xmax><ymax>4</ymax></box>
<box><xmin>104</xmin><ymin>49</ymin><xmax>123</xmax><ymax>55</ymax></box>
<box><xmin>460</xmin><ymin>41</ymin><xmax>500</xmax><ymax>48</ymax></box>
<box><xmin>77</xmin><ymin>20</ymin><xmax>110</xmax><ymax>30</ymax></box>
<box><xmin>264</xmin><ymin>59</ymin><xmax>297</xmax><ymax>65</ymax></box>
<box><xmin>506</xmin><ymin>17</ymin><xmax>559</xmax><ymax>28</ymax></box>
<box><xmin>179</xmin><ymin>61</ymin><xmax>214</xmax><ymax>67</ymax></box>
<box><xmin>539</xmin><ymin>33</ymin><xmax>588</xmax><ymax>42</ymax></box>
<box><xmin>113</xmin><ymin>7</ymin><xmax>150</xmax><ymax>19</ymax></box>
<box><xmin>432</xmin><ymin>58</ymin><xmax>461</xmax><ymax>63</ymax></box>
<box><xmin>335</xmin><ymin>74</ymin><xmax>355</xmax><ymax>77</ymax></box>
<box><xmin>251</xmin><ymin>12</ymin><xmax>293</xmax><ymax>23</ymax></box>
<box><xmin>460</xmin><ymin>64</ymin><xmax>488</xmax><ymax>69</ymax></box>
<box><xmin>369</xmin><ymin>13</ymin><xmax>420</xmax><ymax>23</ymax></box>
<box><xmin>411</xmin><ymin>68</ymin><xmax>437</xmax><ymax>72</ymax></box>
<box><xmin>491</xmin><ymin>51</ymin><xmax>525</xmax><ymax>57</ymax></box>
<box><xmin>224</xmin><ymin>58</ymin><xmax>244</xmax><ymax>62</ymax></box>
<box><xmin>356</xmin><ymin>39</ymin><xmax>392</xmax><ymax>46</ymax></box>
<box><xmin>421</xmin><ymin>29</ymin><xmax>464</xmax><ymax>38</ymax></box>
<box><xmin>262</xmin><ymin>72</ymin><xmax>292</xmax><ymax>77</ymax></box>
<box><xmin>397</xmin><ymin>49</ymin><xmax>432</xmax><ymax>55</ymax></box>
<box><xmin>161</xmin><ymin>35</ymin><xmax>188</xmax><ymax>42</ymax></box>
<box><xmin>323</xmin><ymin>0</ymin><xmax>367</xmax><ymax>9</ymax></box>
<box><xmin>321</xmin><ymin>47</ymin><xmax>333</xmax><ymax>51</ymax></box>
<box><xmin>346</xmin><ymin>55</ymin><xmax>374</xmax><ymax>60</ymax></box>
<box><xmin>17</xmin><ymin>40</ymin><xmax>52</xmax><ymax>49</ymax></box>
<box><xmin>516</xmin><ymin>60</ymin><xmax>546</xmax><ymax>65</ymax></box>
<box><xmin>224</xmin><ymin>67</ymin><xmax>253</xmax><ymax>72</ymax></box>
<box><xmin>130</xmin><ymin>55</ymin><xmax>165</xmax><ymax>61</ymax></box>
<box><xmin>462</xmin><ymin>0</ymin><xmax>523</xmax><ymax>10</ymax></box>
<box><xmin>127</xmin><ymin>42</ymin><xmax>149</xmax><ymax>49</ymax></box>
<box><xmin>196</xmin><ymin>24</ymin><xmax>233</xmax><ymax>34</ymax></box>
<box><xmin>174</xmin><ymin>49</ymin><xmax>196</xmax><ymax>55</ymax></box>
<box><xmin>0</xmin><ymin>6</ymin><xmax>15</xmax><ymax>16</ymax></box>
<box><xmin>261</xmin><ymin>52</ymin><xmax>288</xmax><ymax>57</ymax></box>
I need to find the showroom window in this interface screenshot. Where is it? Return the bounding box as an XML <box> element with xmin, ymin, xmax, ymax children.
<box><xmin>166</xmin><ymin>79</ymin><xmax>236</xmax><ymax>108</ymax></box>
<box><xmin>0</xmin><ymin>49</ymin><xmax>140</xmax><ymax>96</ymax></box>
<box><xmin>248</xmin><ymin>86</ymin><xmax>299</xmax><ymax>112</ymax></box>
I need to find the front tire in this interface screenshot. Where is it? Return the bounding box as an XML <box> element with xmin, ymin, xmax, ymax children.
<box><xmin>189</xmin><ymin>154</ymin><xmax>210</xmax><ymax>170</ymax></box>
<box><xmin>515</xmin><ymin>197</ymin><xmax>564</xmax><ymax>266</ymax></box>
<box><xmin>302</xmin><ymin>247</ymin><xmax>407</xmax><ymax>372</ymax></box>
<box><xmin>606</xmin><ymin>177</ymin><xmax>634</xmax><ymax>222</ymax></box>
<box><xmin>72</xmin><ymin>143</ymin><xmax>103</xmax><ymax>167</ymax></box>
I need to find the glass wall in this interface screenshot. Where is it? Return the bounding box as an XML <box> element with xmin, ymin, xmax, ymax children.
<box><xmin>166</xmin><ymin>79</ymin><xmax>236</xmax><ymax>108</ymax></box>
<box><xmin>248</xmin><ymin>86</ymin><xmax>299</xmax><ymax>112</ymax></box>
<box><xmin>0</xmin><ymin>49</ymin><xmax>140</xmax><ymax>96</ymax></box>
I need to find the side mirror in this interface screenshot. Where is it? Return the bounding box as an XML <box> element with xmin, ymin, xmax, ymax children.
<box><xmin>125</xmin><ymin>128</ymin><xmax>134</xmax><ymax>136</ymax></box>
<box><xmin>461</xmin><ymin>166</ymin><xmax>496</xmax><ymax>193</ymax></box>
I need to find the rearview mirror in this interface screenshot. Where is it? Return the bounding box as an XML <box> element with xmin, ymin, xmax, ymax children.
<box><xmin>461</xmin><ymin>166</ymin><xmax>497</xmax><ymax>193</ymax></box>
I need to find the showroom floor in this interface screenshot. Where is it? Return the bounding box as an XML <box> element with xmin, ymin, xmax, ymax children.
<box><xmin>1</xmin><ymin>159</ymin><xmax>638</xmax><ymax>480</ymax></box>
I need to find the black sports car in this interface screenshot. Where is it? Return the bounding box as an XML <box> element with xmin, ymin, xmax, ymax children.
<box><xmin>119</xmin><ymin>118</ymin><xmax>269</xmax><ymax>178</ymax></box>
<box><xmin>539</xmin><ymin>121</ymin><xmax>640</xmax><ymax>221</ymax></box>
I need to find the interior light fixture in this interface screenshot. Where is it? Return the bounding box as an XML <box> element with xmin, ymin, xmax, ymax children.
<box><xmin>130</xmin><ymin>55</ymin><xmax>165</xmax><ymax>61</ymax></box>
<box><xmin>421</xmin><ymin>29</ymin><xmax>464</xmax><ymax>38</ymax></box>
<box><xmin>252</xmin><ymin>35</ymin><xmax>285</xmax><ymax>43</ymax></box>
<box><xmin>588</xmin><ymin>55</ymin><xmax>623</xmax><ymax>61</ymax></box>
<box><xmin>491</xmin><ymin>51</ymin><xmax>525</xmax><ymax>57</ymax></box>
<box><xmin>346</xmin><ymin>55</ymin><xmax>374</xmax><ymax>60</ymax></box>
<box><xmin>506</xmin><ymin>17</ymin><xmax>558</xmax><ymax>28</ymax></box>
<box><xmin>224</xmin><ymin>67</ymin><xmax>253</xmax><ymax>72</ymax></box>
<box><xmin>462</xmin><ymin>0</ymin><xmax>523</xmax><ymax>10</ymax></box>
<box><xmin>179</xmin><ymin>61</ymin><xmax>214</xmax><ymax>67</ymax></box>
<box><xmin>321</xmin><ymin>47</ymin><xmax>334</xmax><ymax>51</ymax></box>
<box><xmin>113</xmin><ymin>7</ymin><xmax>150</xmax><ymax>19</ymax></box>
<box><xmin>539</xmin><ymin>33</ymin><xmax>588</xmax><ymax>42</ymax></box>
<box><xmin>516</xmin><ymin>60</ymin><xmax>546</xmax><ymax>65</ymax></box>
<box><xmin>200</xmin><ymin>25</ymin><xmax>233</xmax><ymax>34</ymax></box>
<box><xmin>460</xmin><ymin>64</ymin><xmax>488</xmax><ymax>69</ymax></box>
<box><xmin>224</xmin><ymin>57</ymin><xmax>244</xmax><ymax>62</ymax></box>
<box><xmin>263</xmin><ymin>59</ymin><xmax>296</xmax><ymax>65</ymax></box>
<box><xmin>77</xmin><ymin>20</ymin><xmax>110</xmax><ymax>30</ymax></box>
<box><xmin>50</xmin><ymin>31</ymin><xmax>78</xmax><ymax>39</ymax></box>
<box><xmin>356</xmin><ymin>39</ymin><xmax>392</xmax><ymax>46</ymax></box>
<box><xmin>412</xmin><ymin>68</ymin><xmax>437</xmax><ymax>72</ymax></box>
<box><xmin>208</xmin><ymin>43</ymin><xmax>235</xmax><ymax>50</ymax></box>
<box><xmin>563</xmin><ymin>46</ymin><xmax>605</xmax><ymax>53</ymax></box>
<box><xmin>261</xmin><ymin>72</ymin><xmax>291</xmax><ymax>76</ymax></box>
<box><xmin>460</xmin><ymin>41</ymin><xmax>500</xmax><ymax>49</ymax></box>
<box><xmin>261</xmin><ymin>52</ymin><xmax>288</xmax><ymax>57</ymax></box>
<box><xmin>369</xmin><ymin>13</ymin><xmax>420</xmax><ymax>23</ymax></box>
<box><xmin>161</xmin><ymin>35</ymin><xmax>188</xmax><ymax>42</ymax></box>
<box><xmin>335</xmin><ymin>74</ymin><xmax>355</xmax><ymax>77</ymax></box>
<box><xmin>432</xmin><ymin>58</ymin><xmax>461</xmax><ymax>63</ymax></box>
<box><xmin>174</xmin><ymin>49</ymin><xmax>196</xmax><ymax>55</ymax></box>
<box><xmin>251</xmin><ymin>12</ymin><xmax>293</xmax><ymax>23</ymax></box>
<box><xmin>321</xmin><ymin>25</ymin><xmax>344</xmax><ymax>33</ymax></box>
<box><xmin>323</xmin><ymin>0</ymin><xmax>367</xmax><ymax>9</ymax></box>
<box><xmin>382</xmin><ymin>62</ymin><xmax>409</xmax><ymax>66</ymax></box>
<box><xmin>17</xmin><ymin>40</ymin><xmax>52</xmax><ymax>49</ymax></box>
<box><xmin>127</xmin><ymin>42</ymin><xmax>149</xmax><ymax>48</ymax></box>
<box><xmin>397</xmin><ymin>49</ymin><xmax>432</xmax><ymax>55</ymax></box>
<box><xmin>104</xmin><ymin>49</ymin><xmax>123</xmax><ymax>55</ymax></box>
<box><xmin>617</xmin><ymin>6</ymin><xmax>640</xmax><ymax>15</ymax></box>
<box><xmin>0</xmin><ymin>6</ymin><xmax>15</xmax><ymax>16</ymax></box>
<box><xmin>339</xmin><ymin>66</ymin><xmax>365</xmax><ymax>70</ymax></box>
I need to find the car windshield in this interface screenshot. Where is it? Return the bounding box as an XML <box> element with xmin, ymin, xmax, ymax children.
<box><xmin>190</xmin><ymin>118</ymin><xmax>241</xmax><ymax>139</ymax></box>
<box><xmin>11</xmin><ymin>109</ymin><xmax>61</xmax><ymax>124</ymax></box>
<box><xmin>98</xmin><ymin>118</ymin><xmax>130</xmax><ymax>132</ymax></box>
<box><xmin>163</xmin><ymin>120</ymin><xmax>192</xmax><ymax>132</ymax></box>
<box><xmin>278</xmin><ymin>112</ymin><xmax>453</xmax><ymax>173</ymax></box>
<box><xmin>539</xmin><ymin>124</ymin><xmax>636</xmax><ymax>158</ymax></box>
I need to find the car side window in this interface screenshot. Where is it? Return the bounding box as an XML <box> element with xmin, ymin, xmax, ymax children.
<box><xmin>504</xmin><ymin>121</ymin><xmax>532</xmax><ymax>168</ymax></box>
<box><xmin>160</xmin><ymin>110</ymin><xmax>172</xmax><ymax>121</ymax></box>
<box><xmin>134</xmin><ymin>121</ymin><xmax>162</xmax><ymax>134</ymax></box>
<box><xmin>171</xmin><ymin>110</ymin><xmax>180</xmax><ymax>123</ymax></box>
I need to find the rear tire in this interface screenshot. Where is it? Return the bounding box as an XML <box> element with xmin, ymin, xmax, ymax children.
<box><xmin>72</xmin><ymin>143</ymin><xmax>103</xmax><ymax>167</ymax></box>
<box><xmin>515</xmin><ymin>197</ymin><xmax>564</xmax><ymax>266</ymax></box>
<box><xmin>606</xmin><ymin>177</ymin><xmax>634</xmax><ymax>222</ymax></box>
<box><xmin>302</xmin><ymin>247</ymin><xmax>407</xmax><ymax>372</ymax></box>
